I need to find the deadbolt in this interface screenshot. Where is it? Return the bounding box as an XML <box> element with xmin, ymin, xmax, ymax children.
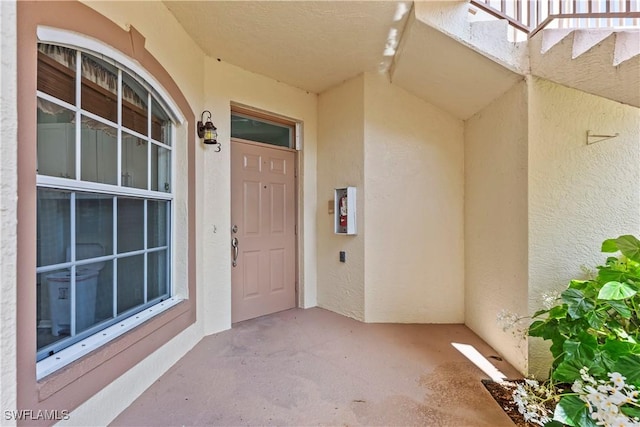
<box><xmin>231</xmin><ymin>224</ymin><xmax>238</xmax><ymax>234</ymax></box>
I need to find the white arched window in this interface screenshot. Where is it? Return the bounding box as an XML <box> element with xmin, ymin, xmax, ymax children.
<box><xmin>35</xmin><ymin>32</ymin><xmax>182</xmax><ymax>377</ymax></box>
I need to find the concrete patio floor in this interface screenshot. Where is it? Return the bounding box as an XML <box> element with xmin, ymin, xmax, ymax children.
<box><xmin>111</xmin><ymin>307</ymin><xmax>521</xmax><ymax>426</ymax></box>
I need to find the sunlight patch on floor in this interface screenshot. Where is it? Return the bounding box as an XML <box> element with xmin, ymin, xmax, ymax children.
<box><xmin>452</xmin><ymin>342</ymin><xmax>507</xmax><ymax>382</ymax></box>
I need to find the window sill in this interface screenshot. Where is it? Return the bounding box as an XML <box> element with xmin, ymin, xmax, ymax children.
<box><xmin>36</xmin><ymin>297</ymin><xmax>183</xmax><ymax>380</ymax></box>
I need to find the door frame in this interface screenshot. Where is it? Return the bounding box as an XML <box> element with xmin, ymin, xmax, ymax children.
<box><xmin>230</xmin><ymin>137</ymin><xmax>300</xmax><ymax>318</ymax></box>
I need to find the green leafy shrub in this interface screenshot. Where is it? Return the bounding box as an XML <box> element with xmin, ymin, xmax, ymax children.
<box><xmin>527</xmin><ymin>235</ymin><xmax>640</xmax><ymax>426</ymax></box>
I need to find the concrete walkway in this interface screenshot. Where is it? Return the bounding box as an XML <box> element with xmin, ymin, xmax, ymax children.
<box><xmin>111</xmin><ymin>308</ymin><xmax>520</xmax><ymax>426</ymax></box>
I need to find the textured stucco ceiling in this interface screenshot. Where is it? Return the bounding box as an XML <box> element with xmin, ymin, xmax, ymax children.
<box><xmin>163</xmin><ymin>1</ymin><xmax>532</xmax><ymax>120</ymax></box>
<box><xmin>163</xmin><ymin>1</ymin><xmax>406</xmax><ymax>94</ymax></box>
<box><xmin>390</xmin><ymin>12</ymin><xmax>523</xmax><ymax>120</ymax></box>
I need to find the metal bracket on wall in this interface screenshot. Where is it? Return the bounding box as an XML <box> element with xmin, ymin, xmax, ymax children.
<box><xmin>587</xmin><ymin>130</ymin><xmax>619</xmax><ymax>145</ymax></box>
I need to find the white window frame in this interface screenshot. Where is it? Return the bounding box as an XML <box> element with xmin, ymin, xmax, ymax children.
<box><xmin>35</xmin><ymin>28</ymin><xmax>185</xmax><ymax>379</ymax></box>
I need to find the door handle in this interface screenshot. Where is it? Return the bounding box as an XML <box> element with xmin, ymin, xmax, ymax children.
<box><xmin>232</xmin><ymin>237</ymin><xmax>239</xmax><ymax>267</ymax></box>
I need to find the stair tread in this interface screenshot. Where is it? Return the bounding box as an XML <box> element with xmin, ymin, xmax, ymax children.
<box><xmin>572</xmin><ymin>29</ymin><xmax>614</xmax><ymax>59</ymax></box>
<box><xmin>540</xmin><ymin>28</ymin><xmax>574</xmax><ymax>54</ymax></box>
<box><xmin>614</xmin><ymin>31</ymin><xmax>640</xmax><ymax>66</ymax></box>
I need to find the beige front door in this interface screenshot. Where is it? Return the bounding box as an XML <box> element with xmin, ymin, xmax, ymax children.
<box><xmin>231</xmin><ymin>139</ymin><xmax>297</xmax><ymax>323</ymax></box>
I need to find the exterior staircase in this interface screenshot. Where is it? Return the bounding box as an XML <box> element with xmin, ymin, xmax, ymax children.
<box><xmin>389</xmin><ymin>0</ymin><xmax>640</xmax><ymax>119</ymax></box>
<box><xmin>389</xmin><ymin>1</ymin><xmax>526</xmax><ymax>120</ymax></box>
<box><xmin>530</xmin><ymin>28</ymin><xmax>640</xmax><ymax>107</ymax></box>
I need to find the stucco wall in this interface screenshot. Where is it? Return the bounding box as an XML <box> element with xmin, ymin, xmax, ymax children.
<box><xmin>203</xmin><ymin>57</ymin><xmax>319</xmax><ymax>333</ymax></box>
<box><xmin>47</xmin><ymin>1</ymin><xmax>205</xmax><ymax>425</ymax></box>
<box><xmin>527</xmin><ymin>77</ymin><xmax>640</xmax><ymax>377</ymax></box>
<box><xmin>5</xmin><ymin>1</ymin><xmax>319</xmax><ymax>422</ymax></box>
<box><xmin>363</xmin><ymin>73</ymin><xmax>465</xmax><ymax>323</ymax></box>
<box><xmin>1</xmin><ymin>0</ymin><xmax>18</xmax><ymax>423</ymax></box>
<box><xmin>317</xmin><ymin>75</ymin><xmax>365</xmax><ymax>321</ymax></box>
<box><xmin>80</xmin><ymin>0</ymin><xmax>204</xmax><ymax>109</ymax></box>
<box><xmin>55</xmin><ymin>1</ymin><xmax>318</xmax><ymax>425</ymax></box>
<box><xmin>464</xmin><ymin>81</ymin><xmax>528</xmax><ymax>374</ymax></box>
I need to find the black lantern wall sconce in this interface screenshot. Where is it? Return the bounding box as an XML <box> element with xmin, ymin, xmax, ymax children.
<box><xmin>197</xmin><ymin>110</ymin><xmax>221</xmax><ymax>152</ymax></box>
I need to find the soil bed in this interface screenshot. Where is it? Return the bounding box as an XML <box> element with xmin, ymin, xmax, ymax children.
<box><xmin>482</xmin><ymin>379</ymin><xmax>537</xmax><ymax>427</ymax></box>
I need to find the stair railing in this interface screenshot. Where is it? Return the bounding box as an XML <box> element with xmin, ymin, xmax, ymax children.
<box><xmin>470</xmin><ymin>0</ymin><xmax>640</xmax><ymax>38</ymax></box>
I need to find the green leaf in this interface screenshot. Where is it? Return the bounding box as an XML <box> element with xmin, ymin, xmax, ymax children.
<box><xmin>532</xmin><ymin>308</ymin><xmax>549</xmax><ymax>318</ymax></box>
<box><xmin>553</xmin><ymin>395</ymin><xmax>596</xmax><ymax>427</ymax></box>
<box><xmin>543</xmin><ymin>421</ymin><xmax>565</xmax><ymax>427</ymax></box>
<box><xmin>554</xmin><ymin>357</ymin><xmax>606</xmax><ymax>383</ymax></box>
<box><xmin>568</xmin><ymin>280</ymin><xmax>590</xmax><ymax>291</ymax></box>
<box><xmin>628</xmin><ymin>260</ymin><xmax>640</xmax><ymax>278</ymax></box>
<box><xmin>585</xmin><ymin>310</ymin><xmax>605</xmax><ymax>329</ymax></box>
<box><xmin>564</xmin><ymin>333</ymin><xmax>597</xmax><ymax>363</ymax></box>
<box><xmin>594</xmin><ymin>349</ymin><xmax>617</xmax><ymax>373</ymax></box>
<box><xmin>529</xmin><ymin>320</ymin><xmax>550</xmax><ymax>337</ymax></box>
<box><xmin>602</xmin><ymin>339</ymin><xmax>640</xmax><ymax>360</ymax></box>
<box><xmin>610</xmin><ymin>325</ymin><xmax>632</xmax><ymax>341</ymax></box>
<box><xmin>562</xmin><ymin>288</ymin><xmax>595</xmax><ymax>319</ymax></box>
<box><xmin>554</xmin><ymin>360</ymin><xmax>587</xmax><ymax>383</ymax></box>
<box><xmin>621</xmin><ymin>405</ymin><xmax>640</xmax><ymax>419</ymax></box>
<box><xmin>529</xmin><ymin>322</ymin><xmax>568</xmax><ymax>362</ymax></box>
<box><xmin>597</xmin><ymin>267</ymin><xmax>626</xmax><ymax>283</ymax></box>
<box><xmin>550</xmin><ymin>333</ymin><xmax>567</xmax><ymax>363</ymax></box>
<box><xmin>606</xmin><ymin>256</ymin><xmax>621</xmax><ymax>265</ymax></box>
<box><xmin>602</xmin><ymin>238</ymin><xmax>619</xmax><ymax>253</ymax></box>
<box><xmin>548</xmin><ymin>305</ymin><xmax>568</xmax><ymax>319</ymax></box>
<box><xmin>556</xmin><ymin>317</ymin><xmax>581</xmax><ymax>336</ymax></box>
<box><xmin>598</xmin><ymin>281</ymin><xmax>637</xmax><ymax>300</ymax></box>
<box><xmin>616</xmin><ymin>235</ymin><xmax>640</xmax><ymax>263</ymax></box>
<box><xmin>613</xmin><ymin>354</ymin><xmax>640</xmax><ymax>385</ymax></box>
<box><xmin>606</xmin><ymin>300</ymin><xmax>632</xmax><ymax>318</ymax></box>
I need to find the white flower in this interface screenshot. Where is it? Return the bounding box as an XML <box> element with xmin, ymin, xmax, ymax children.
<box><xmin>624</xmin><ymin>389</ymin><xmax>639</xmax><ymax>403</ymax></box>
<box><xmin>511</xmin><ymin>378</ymin><xmax>553</xmax><ymax>426</ymax></box>
<box><xmin>599</xmin><ymin>383</ymin><xmax>614</xmax><ymax>394</ymax></box>
<box><xmin>581</xmin><ymin>367</ymin><xmax>598</xmax><ymax>384</ymax></box>
<box><xmin>598</xmin><ymin>396</ymin><xmax>618</xmax><ymax>413</ymax></box>
<box><xmin>609</xmin><ymin>372</ymin><xmax>627</xmax><ymax>389</ymax></box>
<box><xmin>496</xmin><ymin>309</ymin><xmax>521</xmax><ymax>332</ymax></box>
<box><xmin>608</xmin><ymin>390</ymin><xmax>629</xmax><ymax>406</ymax></box>
<box><xmin>525</xmin><ymin>378</ymin><xmax>539</xmax><ymax>387</ymax></box>
<box><xmin>605</xmin><ymin>413</ymin><xmax>635</xmax><ymax>427</ymax></box>
<box><xmin>541</xmin><ymin>290</ymin><xmax>561</xmax><ymax>309</ymax></box>
<box><xmin>585</xmin><ymin>385</ymin><xmax>601</xmax><ymax>395</ymax></box>
<box><xmin>571</xmin><ymin>367</ymin><xmax>639</xmax><ymax>427</ymax></box>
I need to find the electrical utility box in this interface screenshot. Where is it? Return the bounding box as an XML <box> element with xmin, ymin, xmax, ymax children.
<box><xmin>334</xmin><ymin>187</ymin><xmax>356</xmax><ymax>235</ymax></box>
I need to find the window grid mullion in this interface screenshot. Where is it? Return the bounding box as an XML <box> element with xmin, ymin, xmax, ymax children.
<box><xmin>151</xmin><ymin>138</ymin><xmax>172</xmax><ymax>151</ymax></box>
<box><xmin>36</xmin><ymin>175</ymin><xmax>173</xmax><ymax>200</ymax></box>
<box><xmin>112</xmin><ymin>196</ymin><xmax>118</xmax><ymax>318</ymax></box>
<box><xmin>70</xmin><ymin>192</ymin><xmax>77</xmax><ymax>337</ymax></box>
<box><xmin>147</xmin><ymin>92</ymin><xmax>152</xmax><ymax>192</ymax></box>
<box><xmin>115</xmin><ymin>68</ymin><xmax>123</xmax><ymax>317</ymax></box>
<box><xmin>75</xmin><ymin>50</ymin><xmax>81</xmax><ymax>181</ymax></box>
<box><xmin>166</xmin><ymin>201</ymin><xmax>172</xmax><ymax>295</ymax></box>
<box><xmin>77</xmin><ymin>109</ymin><xmax>118</xmax><ymax>132</ymax></box>
<box><xmin>36</xmin><ymin>251</ymin><xmax>163</xmax><ymax>275</ymax></box>
<box><xmin>36</xmin><ymin>91</ymin><xmax>75</xmax><ymax>113</ymax></box>
<box><xmin>117</xmin><ymin>69</ymin><xmax>123</xmax><ymax>187</ymax></box>
<box><xmin>169</xmin><ymin>124</ymin><xmax>176</xmax><ymax>294</ymax></box>
<box><xmin>144</xmin><ymin>200</ymin><xmax>148</xmax><ymax>304</ymax></box>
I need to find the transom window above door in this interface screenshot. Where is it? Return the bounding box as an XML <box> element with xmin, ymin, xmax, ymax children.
<box><xmin>231</xmin><ymin>108</ymin><xmax>296</xmax><ymax>149</ymax></box>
